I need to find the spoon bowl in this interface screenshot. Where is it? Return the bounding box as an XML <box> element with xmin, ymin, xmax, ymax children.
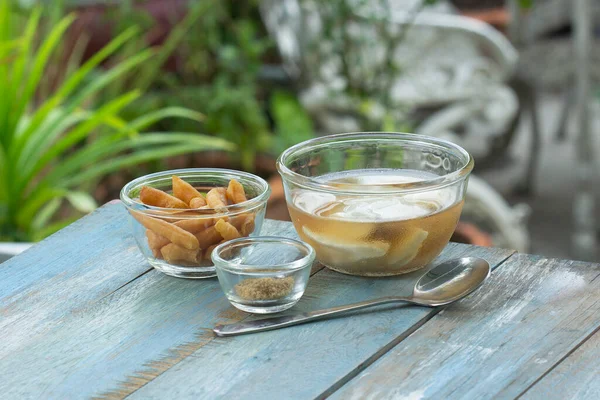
<box><xmin>214</xmin><ymin>257</ymin><xmax>490</xmax><ymax>337</ymax></box>
<box><xmin>412</xmin><ymin>257</ymin><xmax>490</xmax><ymax>306</ymax></box>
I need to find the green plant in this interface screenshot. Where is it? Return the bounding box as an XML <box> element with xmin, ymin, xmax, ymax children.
<box><xmin>0</xmin><ymin>1</ymin><xmax>234</xmax><ymax>242</ymax></box>
<box><xmin>162</xmin><ymin>1</ymin><xmax>273</xmax><ymax>170</ymax></box>
<box><xmin>518</xmin><ymin>0</ymin><xmax>534</xmax><ymax>9</ymax></box>
<box><xmin>101</xmin><ymin>0</ymin><xmax>313</xmax><ymax>171</ymax></box>
<box><xmin>270</xmin><ymin>90</ymin><xmax>314</xmax><ymax>155</ymax></box>
<box><xmin>297</xmin><ymin>0</ymin><xmax>439</xmax><ymax>131</ymax></box>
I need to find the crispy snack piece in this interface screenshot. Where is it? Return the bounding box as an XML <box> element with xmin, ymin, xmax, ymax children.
<box><xmin>189</xmin><ymin>196</ymin><xmax>207</xmax><ymax>208</ymax></box>
<box><xmin>195</xmin><ymin>226</ymin><xmax>223</xmax><ymax>249</ymax></box>
<box><xmin>140</xmin><ymin>186</ymin><xmax>188</xmax><ymax>209</ymax></box>
<box><xmin>160</xmin><ymin>243</ymin><xmax>202</xmax><ymax>264</ymax></box>
<box><xmin>131</xmin><ymin>211</ymin><xmax>199</xmax><ymax>250</ymax></box>
<box><xmin>229</xmin><ymin>213</ymin><xmax>255</xmax><ymax>236</ymax></box>
<box><xmin>173</xmin><ymin>217</ymin><xmax>214</xmax><ymax>234</ymax></box>
<box><xmin>206</xmin><ymin>187</ymin><xmax>228</xmax><ymax>210</ymax></box>
<box><xmin>145</xmin><ymin>209</ymin><xmax>206</xmax><ymax>218</ymax></box>
<box><xmin>229</xmin><ymin>214</ymin><xmax>247</xmax><ymax>229</ymax></box>
<box><xmin>240</xmin><ymin>214</ymin><xmax>256</xmax><ymax>236</ymax></box>
<box><xmin>172</xmin><ymin>176</ymin><xmax>204</xmax><ymax>205</ymax></box>
<box><xmin>146</xmin><ymin>233</ymin><xmax>163</xmax><ymax>258</ymax></box>
<box><xmin>226</xmin><ymin>179</ymin><xmax>247</xmax><ymax>204</ymax></box>
<box><xmin>204</xmin><ymin>243</ymin><xmax>221</xmax><ymax>261</ymax></box>
<box><xmin>215</xmin><ymin>219</ymin><xmax>241</xmax><ymax>241</ymax></box>
<box><xmin>146</xmin><ymin>229</ymin><xmax>170</xmax><ymax>254</ymax></box>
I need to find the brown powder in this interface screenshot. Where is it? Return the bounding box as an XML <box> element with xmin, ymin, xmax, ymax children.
<box><xmin>235</xmin><ymin>277</ymin><xmax>295</xmax><ymax>300</ymax></box>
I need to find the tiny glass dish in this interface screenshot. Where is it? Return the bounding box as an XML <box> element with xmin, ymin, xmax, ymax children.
<box><xmin>212</xmin><ymin>236</ymin><xmax>315</xmax><ymax>314</ymax></box>
<box><xmin>120</xmin><ymin>168</ymin><xmax>270</xmax><ymax>279</ymax></box>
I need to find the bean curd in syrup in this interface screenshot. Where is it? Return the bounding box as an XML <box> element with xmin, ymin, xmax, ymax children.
<box><xmin>287</xmin><ymin>169</ymin><xmax>463</xmax><ymax>276</ymax></box>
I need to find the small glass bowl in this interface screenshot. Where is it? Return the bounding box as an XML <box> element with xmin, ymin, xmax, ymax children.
<box><xmin>212</xmin><ymin>237</ymin><xmax>315</xmax><ymax>314</ymax></box>
<box><xmin>120</xmin><ymin>168</ymin><xmax>270</xmax><ymax>279</ymax></box>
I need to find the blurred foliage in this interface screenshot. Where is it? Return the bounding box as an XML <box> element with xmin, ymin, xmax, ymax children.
<box><xmin>0</xmin><ymin>0</ymin><xmax>233</xmax><ymax>242</ymax></box>
<box><xmin>518</xmin><ymin>0</ymin><xmax>534</xmax><ymax>9</ymax></box>
<box><xmin>297</xmin><ymin>0</ymin><xmax>437</xmax><ymax>132</ymax></box>
<box><xmin>270</xmin><ymin>91</ymin><xmax>315</xmax><ymax>155</ymax></box>
<box><xmin>96</xmin><ymin>0</ymin><xmax>314</xmax><ymax>171</ymax></box>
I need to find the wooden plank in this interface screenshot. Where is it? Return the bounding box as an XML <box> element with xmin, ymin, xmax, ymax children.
<box><xmin>0</xmin><ymin>214</ymin><xmax>308</xmax><ymax>399</ymax></box>
<box><xmin>332</xmin><ymin>256</ymin><xmax>600</xmax><ymax>400</ymax></box>
<box><xmin>520</xmin><ymin>324</ymin><xmax>600</xmax><ymax>399</ymax></box>
<box><xmin>121</xmin><ymin>245</ymin><xmax>514</xmax><ymax>400</ymax></box>
<box><xmin>0</xmin><ymin>212</ymin><xmax>512</xmax><ymax>399</ymax></box>
<box><xmin>0</xmin><ymin>203</ymin><xmax>151</xmax><ymax>360</ymax></box>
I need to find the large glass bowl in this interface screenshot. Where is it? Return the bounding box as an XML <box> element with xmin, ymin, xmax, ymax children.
<box><xmin>120</xmin><ymin>168</ymin><xmax>270</xmax><ymax>279</ymax></box>
<box><xmin>277</xmin><ymin>132</ymin><xmax>473</xmax><ymax>276</ymax></box>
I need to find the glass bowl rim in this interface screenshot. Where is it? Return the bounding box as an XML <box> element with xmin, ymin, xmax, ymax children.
<box><xmin>212</xmin><ymin>236</ymin><xmax>315</xmax><ymax>273</ymax></box>
<box><xmin>120</xmin><ymin>168</ymin><xmax>271</xmax><ymax>218</ymax></box>
<box><xmin>276</xmin><ymin>132</ymin><xmax>474</xmax><ymax>195</ymax></box>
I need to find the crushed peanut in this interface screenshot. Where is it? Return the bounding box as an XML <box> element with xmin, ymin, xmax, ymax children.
<box><xmin>235</xmin><ymin>277</ymin><xmax>295</xmax><ymax>300</ymax></box>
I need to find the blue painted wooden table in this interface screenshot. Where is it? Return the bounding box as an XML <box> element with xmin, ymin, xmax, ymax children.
<box><xmin>1</xmin><ymin>202</ymin><xmax>599</xmax><ymax>399</ymax></box>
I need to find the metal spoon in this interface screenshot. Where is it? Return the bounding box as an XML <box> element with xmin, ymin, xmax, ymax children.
<box><xmin>213</xmin><ymin>257</ymin><xmax>490</xmax><ymax>337</ymax></box>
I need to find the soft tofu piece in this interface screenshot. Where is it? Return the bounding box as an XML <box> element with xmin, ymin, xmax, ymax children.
<box><xmin>302</xmin><ymin>226</ymin><xmax>389</xmax><ymax>264</ymax></box>
<box><xmin>386</xmin><ymin>228</ymin><xmax>429</xmax><ymax>266</ymax></box>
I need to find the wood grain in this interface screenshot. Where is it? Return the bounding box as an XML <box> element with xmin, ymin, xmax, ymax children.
<box><xmin>5</xmin><ymin>203</ymin><xmax>598</xmax><ymax>400</ymax></box>
<box><xmin>520</xmin><ymin>322</ymin><xmax>600</xmax><ymax>399</ymax></box>
<box><xmin>0</xmin><ymin>204</ymin><xmax>151</xmax><ymax>360</ymax></box>
<box><xmin>0</xmin><ymin>208</ymin><xmax>310</xmax><ymax>399</ymax></box>
<box><xmin>125</xmin><ymin>245</ymin><xmax>514</xmax><ymax>400</ymax></box>
<box><xmin>332</xmin><ymin>256</ymin><xmax>600</xmax><ymax>400</ymax></box>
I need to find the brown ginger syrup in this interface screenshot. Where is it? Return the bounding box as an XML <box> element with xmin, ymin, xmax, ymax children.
<box><xmin>287</xmin><ymin>169</ymin><xmax>463</xmax><ymax>276</ymax></box>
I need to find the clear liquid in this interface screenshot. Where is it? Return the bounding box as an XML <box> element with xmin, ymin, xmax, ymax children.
<box><xmin>288</xmin><ymin>169</ymin><xmax>463</xmax><ymax>276</ymax></box>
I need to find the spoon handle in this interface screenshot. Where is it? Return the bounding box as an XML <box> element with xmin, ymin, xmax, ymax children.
<box><xmin>213</xmin><ymin>296</ymin><xmax>416</xmax><ymax>337</ymax></box>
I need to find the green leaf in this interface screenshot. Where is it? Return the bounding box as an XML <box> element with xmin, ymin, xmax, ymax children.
<box><xmin>133</xmin><ymin>1</ymin><xmax>208</xmax><ymax>91</ymax></box>
<box><xmin>10</xmin><ymin>12</ymin><xmax>74</xmax><ymax>137</ymax></box>
<box><xmin>31</xmin><ymin>197</ymin><xmax>61</xmax><ymax>233</ymax></box>
<box><xmin>66</xmin><ymin>48</ymin><xmax>153</xmax><ymax>113</ymax></box>
<box><xmin>43</xmin><ymin>132</ymin><xmax>232</xmax><ymax>187</ymax></box>
<box><xmin>0</xmin><ymin>145</ymin><xmax>7</xmax><ymax>203</ymax></box>
<box><xmin>63</xmin><ymin>30</ymin><xmax>91</xmax><ymax>80</ymax></box>
<box><xmin>5</xmin><ymin>8</ymin><xmax>41</xmax><ymax>134</ymax></box>
<box><xmin>0</xmin><ymin>0</ymin><xmax>10</xmax><ymax>44</ymax></box>
<box><xmin>128</xmin><ymin>107</ymin><xmax>204</xmax><ymax>131</ymax></box>
<box><xmin>9</xmin><ymin>26</ymin><xmax>140</xmax><ymax>162</ymax></box>
<box><xmin>382</xmin><ymin>113</ymin><xmax>396</xmax><ymax>131</ymax></box>
<box><xmin>518</xmin><ymin>0</ymin><xmax>534</xmax><ymax>9</ymax></box>
<box><xmin>65</xmin><ymin>191</ymin><xmax>97</xmax><ymax>213</ymax></box>
<box><xmin>0</xmin><ymin>38</ymin><xmax>21</xmax><ymax>59</ymax></box>
<box><xmin>16</xmin><ymin>187</ymin><xmax>67</xmax><ymax>229</ymax></box>
<box><xmin>19</xmin><ymin>91</ymin><xmax>141</xmax><ymax>192</ymax></box>
<box><xmin>271</xmin><ymin>90</ymin><xmax>314</xmax><ymax>154</ymax></box>
<box><xmin>16</xmin><ymin>49</ymin><xmax>154</xmax><ymax>169</ymax></box>
<box><xmin>17</xmin><ymin>108</ymin><xmax>92</xmax><ymax>172</ymax></box>
<box><xmin>61</xmin><ymin>141</ymin><xmax>234</xmax><ymax>188</ymax></box>
<box><xmin>13</xmin><ymin>51</ymin><xmax>153</xmax><ymax>175</ymax></box>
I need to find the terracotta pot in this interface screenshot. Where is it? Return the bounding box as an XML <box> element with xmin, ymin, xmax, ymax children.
<box><xmin>458</xmin><ymin>8</ymin><xmax>509</xmax><ymax>33</ymax></box>
<box><xmin>451</xmin><ymin>222</ymin><xmax>494</xmax><ymax>247</ymax></box>
<box><xmin>266</xmin><ymin>174</ymin><xmax>289</xmax><ymax>221</ymax></box>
